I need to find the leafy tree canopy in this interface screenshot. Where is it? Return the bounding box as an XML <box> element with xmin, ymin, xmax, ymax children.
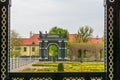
<box><xmin>49</xmin><ymin>26</ymin><xmax>69</xmax><ymax>40</ymax></box>
<box><xmin>76</xmin><ymin>25</ymin><xmax>93</xmax><ymax>43</ymax></box>
<box><xmin>49</xmin><ymin>45</ymin><xmax>58</xmax><ymax>57</ymax></box>
<box><xmin>49</xmin><ymin>45</ymin><xmax>58</xmax><ymax>62</ymax></box>
<box><xmin>10</xmin><ymin>30</ymin><xmax>23</xmax><ymax>58</ymax></box>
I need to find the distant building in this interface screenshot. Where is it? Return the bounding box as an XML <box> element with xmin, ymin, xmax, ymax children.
<box><xmin>69</xmin><ymin>34</ymin><xmax>77</xmax><ymax>42</ymax></box>
<box><xmin>19</xmin><ymin>34</ymin><xmax>39</xmax><ymax>56</ymax></box>
<box><xmin>19</xmin><ymin>33</ymin><xmax>103</xmax><ymax>56</ymax></box>
<box><xmin>89</xmin><ymin>38</ymin><xmax>103</xmax><ymax>44</ymax></box>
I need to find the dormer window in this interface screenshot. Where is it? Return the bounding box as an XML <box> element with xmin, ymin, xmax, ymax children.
<box><xmin>32</xmin><ymin>42</ymin><xmax>35</xmax><ymax>45</ymax></box>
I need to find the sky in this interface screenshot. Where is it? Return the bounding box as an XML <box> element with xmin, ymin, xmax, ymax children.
<box><xmin>11</xmin><ymin>0</ymin><xmax>104</xmax><ymax>38</ymax></box>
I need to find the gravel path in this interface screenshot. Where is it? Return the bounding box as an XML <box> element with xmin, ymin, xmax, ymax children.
<box><xmin>11</xmin><ymin>61</ymin><xmax>52</xmax><ymax>72</ymax></box>
<box><xmin>10</xmin><ymin>62</ymin><xmax>33</xmax><ymax>72</ymax></box>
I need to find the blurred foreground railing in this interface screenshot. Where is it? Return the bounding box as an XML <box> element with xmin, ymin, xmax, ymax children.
<box><xmin>10</xmin><ymin>57</ymin><xmax>39</xmax><ymax>72</ymax></box>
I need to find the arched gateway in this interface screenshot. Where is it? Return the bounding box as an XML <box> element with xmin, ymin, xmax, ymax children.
<box><xmin>39</xmin><ymin>31</ymin><xmax>67</xmax><ymax>61</ymax></box>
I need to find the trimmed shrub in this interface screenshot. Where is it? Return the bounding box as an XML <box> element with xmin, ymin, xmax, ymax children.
<box><xmin>32</xmin><ymin>63</ymin><xmax>57</xmax><ymax>67</ymax></box>
<box><xmin>58</xmin><ymin>63</ymin><xmax>64</xmax><ymax>72</ymax></box>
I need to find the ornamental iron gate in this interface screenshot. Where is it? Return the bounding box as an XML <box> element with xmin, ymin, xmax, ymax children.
<box><xmin>0</xmin><ymin>0</ymin><xmax>120</xmax><ymax>80</ymax></box>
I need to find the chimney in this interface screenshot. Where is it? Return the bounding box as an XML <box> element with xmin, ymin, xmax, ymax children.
<box><xmin>30</xmin><ymin>31</ymin><xmax>33</xmax><ymax>37</ymax></box>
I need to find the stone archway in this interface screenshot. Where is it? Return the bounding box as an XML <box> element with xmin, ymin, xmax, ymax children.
<box><xmin>39</xmin><ymin>31</ymin><xmax>67</xmax><ymax>61</ymax></box>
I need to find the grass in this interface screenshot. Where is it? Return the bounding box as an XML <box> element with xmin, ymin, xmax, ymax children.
<box><xmin>18</xmin><ymin>62</ymin><xmax>104</xmax><ymax>72</ymax></box>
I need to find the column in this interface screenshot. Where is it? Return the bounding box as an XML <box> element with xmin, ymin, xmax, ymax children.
<box><xmin>39</xmin><ymin>40</ymin><xmax>42</xmax><ymax>59</ymax></box>
<box><xmin>64</xmin><ymin>41</ymin><xmax>67</xmax><ymax>59</ymax></box>
<box><xmin>58</xmin><ymin>40</ymin><xmax>62</xmax><ymax>59</ymax></box>
<box><xmin>44</xmin><ymin>40</ymin><xmax>48</xmax><ymax>60</ymax></box>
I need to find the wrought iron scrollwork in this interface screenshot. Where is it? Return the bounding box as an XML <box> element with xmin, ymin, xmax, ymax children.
<box><xmin>1</xmin><ymin>6</ymin><xmax>7</xmax><ymax>80</ymax></box>
<box><xmin>108</xmin><ymin>6</ymin><xmax>114</xmax><ymax>80</ymax></box>
<box><xmin>109</xmin><ymin>0</ymin><xmax>115</xmax><ymax>2</ymax></box>
<box><xmin>0</xmin><ymin>0</ymin><xmax>6</xmax><ymax>2</ymax></box>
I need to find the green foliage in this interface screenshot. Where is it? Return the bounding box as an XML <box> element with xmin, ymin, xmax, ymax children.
<box><xmin>20</xmin><ymin>62</ymin><xmax>104</xmax><ymax>72</ymax></box>
<box><xmin>10</xmin><ymin>48</ymin><xmax>22</xmax><ymax>58</ymax></box>
<box><xmin>32</xmin><ymin>63</ymin><xmax>58</xmax><ymax>67</ymax></box>
<box><xmin>67</xmin><ymin>49</ymin><xmax>70</xmax><ymax>59</ymax></box>
<box><xmin>49</xmin><ymin>45</ymin><xmax>58</xmax><ymax>57</ymax></box>
<box><xmin>69</xmin><ymin>43</ymin><xmax>104</xmax><ymax>61</ymax></box>
<box><xmin>84</xmin><ymin>51</ymin><xmax>89</xmax><ymax>58</ymax></box>
<box><xmin>101</xmin><ymin>52</ymin><xmax>104</xmax><ymax>58</ymax></box>
<box><xmin>49</xmin><ymin>45</ymin><xmax>58</xmax><ymax>62</ymax></box>
<box><xmin>49</xmin><ymin>26</ymin><xmax>69</xmax><ymax>40</ymax></box>
<box><xmin>99</xmin><ymin>50</ymin><xmax>104</xmax><ymax>58</ymax></box>
<box><xmin>76</xmin><ymin>26</ymin><xmax>93</xmax><ymax>43</ymax></box>
<box><xmin>10</xmin><ymin>30</ymin><xmax>23</xmax><ymax>58</ymax></box>
<box><xmin>69</xmin><ymin>43</ymin><xmax>103</xmax><ymax>52</ymax></box>
<box><xmin>58</xmin><ymin>63</ymin><xmax>64</xmax><ymax>72</ymax></box>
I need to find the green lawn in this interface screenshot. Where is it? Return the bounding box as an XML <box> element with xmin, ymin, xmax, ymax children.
<box><xmin>18</xmin><ymin>62</ymin><xmax>104</xmax><ymax>72</ymax></box>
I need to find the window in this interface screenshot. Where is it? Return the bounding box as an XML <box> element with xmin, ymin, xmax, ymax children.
<box><xmin>32</xmin><ymin>47</ymin><xmax>35</xmax><ymax>52</ymax></box>
<box><xmin>23</xmin><ymin>47</ymin><xmax>27</xmax><ymax>52</ymax></box>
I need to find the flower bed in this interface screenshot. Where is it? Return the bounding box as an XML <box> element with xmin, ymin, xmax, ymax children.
<box><xmin>18</xmin><ymin>62</ymin><xmax>104</xmax><ymax>72</ymax></box>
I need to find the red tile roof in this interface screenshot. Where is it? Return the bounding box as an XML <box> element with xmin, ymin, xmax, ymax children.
<box><xmin>89</xmin><ymin>38</ymin><xmax>103</xmax><ymax>43</ymax></box>
<box><xmin>21</xmin><ymin>34</ymin><xmax>39</xmax><ymax>45</ymax></box>
<box><xmin>20</xmin><ymin>34</ymin><xmax>103</xmax><ymax>45</ymax></box>
<box><xmin>69</xmin><ymin>34</ymin><xmax>103</xmax><ymax>43</ymax></box>
<box><xmin>69</xmin><ymin>34</ymin><xmax>77</xmax><ymax>41</ymax></box>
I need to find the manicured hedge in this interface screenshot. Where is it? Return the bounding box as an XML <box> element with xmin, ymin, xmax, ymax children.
<box><xmin>19</xmin><ymin>62</ymin><xmax>104</xmax><ymax>72</ymax></box>
<box><xmin>32</xmin><ymin>63</ymin><xmax>58</xmax><ymax>67</ymax></box>
<box><xmin>68</xmin><ymin>43</ymin><xmax>104</xmax><ymax>61</ymax></box>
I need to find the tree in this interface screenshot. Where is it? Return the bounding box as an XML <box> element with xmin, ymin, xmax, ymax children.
<box><xmin>49</xmin><ymin>26</ymin><xmax>69</xmax><ymax>61</ymax></box>
<box><xmin>77</xmin><ymin>26</ymin><xmax>93</xmax><ymax>43</ymax></box>
<box><xmin>49</xmin><ymin>45</ymin><xmax>58</xmax><ymax>62</ymax></box>
<box><xmin>49</xmin><ymin>26</ymin><xmax>69</xmax><ymax>40</ymax></box>
<box><xmin>10</xmin><ymin>30</ymin><xmax>23</xmax><ymax>58</ymax></box>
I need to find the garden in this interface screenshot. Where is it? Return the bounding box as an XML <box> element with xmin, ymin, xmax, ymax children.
<box><xmin>18</xmin><ymin>62</ymin><xmax>104</xmax><ymax>72</ymax></box>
